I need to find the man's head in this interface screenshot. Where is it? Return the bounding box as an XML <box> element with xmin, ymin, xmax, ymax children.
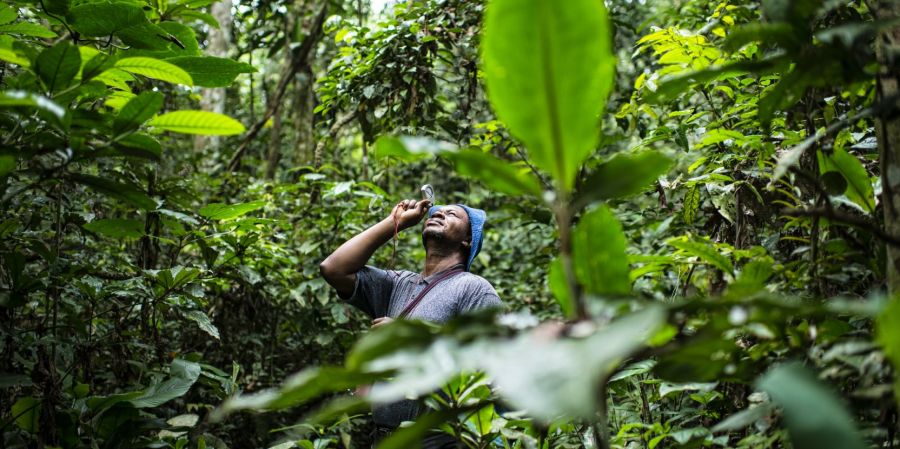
<box><xmin>423</xmin><ymin>204</ymin><xmax>486</xmax><ymax>271</ymax></box>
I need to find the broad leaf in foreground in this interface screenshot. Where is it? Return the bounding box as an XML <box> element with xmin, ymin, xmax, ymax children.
<box><xmin>572</xmin><ymin>205</ymin><xmax>631</xmax><ymax>295</ymax></box>
<box><xmin>757</xmin><ymin>363</ymin><xmax>867</xmax><ymax>449</ymax></box>
<box><xmin>482</xmin><ymin>0</ymin><xmax>615</xmax><ymax>190</ymax></box>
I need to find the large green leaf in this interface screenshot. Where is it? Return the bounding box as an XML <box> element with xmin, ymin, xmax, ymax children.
<box><xmin>818</xmin><ymin>148</ymin><xmax>875</xmax><ymax>213</ymax></box>
<box><xmin>34</xmin><ymin>41</ymin><xmax>81</xmax><ymax>93</ymax></box>
<box><xmin>576</xmin><ymin>151</ymin><xmax>673</xmax><ymax>207</ymax></box>
<box><xmin>149</xmin><ymin>110</ymin><xmax>245</xmax><ymax>135</ymax></box>
<box><xmin>66</xmin><ymin>1</ymin><xmax>147</xmax><ymax>37</ymax></box>
<box><xmin>130</xmin><ymin>359</ymin><xmax>202</xmax><ymax>408</ymax></box>
<box><xmin>445</xmin><ymin>149</ymin><xmax>543</xmax><ymax>197</ymax></box>
<box><xmin>166</xmin><ymin>56</ymin><xmax>255</xmax><ymax>87</ymax></box>
<box><xmin>481</xmin><ymin>0</ymin><xmax>615</xmax><ymax>190</ymax></box>
<box><xmin>115</xmin><ymin>57</ymin><xmax>193</xmax><ymax>85</ymax></box>
<box><xmin>199</xmin><ymin>200</ymin><xmax>267</xmax><ymax>220</ymax></box>
<box><xmin>757</xmin><ymin>363</ymin><xmax>867</xmax><ymax>449</ymax></box>
<box><xmin>0</xmin><ymin>4</ymin><xmax>17</xmax><ymax>25</ymax></box>
<box><xmin>83</xmin><ymin>218</ymin><xmax>144</xmax><ymax>239</ymax></box>
<box><xmin>113</xmin><ymin>91</ymin><xmax>164</xmax><ymax>134</ymax></box>
<box><xmin>572</xmin><ymin>205</ymin><xmax>631</xmax><ymax>295</ymax></box>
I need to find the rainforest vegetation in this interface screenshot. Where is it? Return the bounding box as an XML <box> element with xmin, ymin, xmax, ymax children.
<box><xmin>2</xmin><ymin>0</ymin><xmax>900</xmax><ymax>447</ymax></box>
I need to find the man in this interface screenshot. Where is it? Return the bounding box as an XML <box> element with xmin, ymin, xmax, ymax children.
<box><xmin>319</xmin><ymin>198</ymin><xmax>502</xmax><ymax>447</ymax></box>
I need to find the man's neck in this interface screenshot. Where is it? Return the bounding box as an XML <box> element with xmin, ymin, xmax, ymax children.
<box><xmin>423</xmin><ymin>243</ymin><xmax>465</xmax><ymax>277</ymax></box>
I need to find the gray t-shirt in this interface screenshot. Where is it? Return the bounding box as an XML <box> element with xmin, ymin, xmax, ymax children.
<box><xmin>343</xmin><ymin>265</ymin><xmax>502</xmax><ymax>426</ymax></box>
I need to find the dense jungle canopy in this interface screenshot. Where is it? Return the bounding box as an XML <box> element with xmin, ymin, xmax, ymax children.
<box><xmin>2</xmin><ymin>0</ymin><xmax>900</xmax><ymax>447</ymax></box>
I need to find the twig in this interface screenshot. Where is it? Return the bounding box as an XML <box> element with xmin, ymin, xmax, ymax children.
<box><xmin>781</xmin><ymin>207</ymin><xmax>900</xmax><ymax>248</ymax></box>
<box><xmin>508</xmin><ymin>142</ymin><xmax>553</xmax><ymax>192</ymax></box>
<box><xmin>223</xmin><ymin>4</ymin><xmax>329</xmax><ymax>173</ymax></box>
<box><xmin>311</xmin><ymin>111</ymin><xmax>358</xmax><ymax>168</ymax></box>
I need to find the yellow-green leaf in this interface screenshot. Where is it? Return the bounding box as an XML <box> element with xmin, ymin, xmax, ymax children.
<box><xmin>115</xmin><ymin>57</ymin><xmax>193</xmax><ymax>86</ymax></box>
<box><xmin>149</xmin><ymin>111</ymin><xmax>244</xmax><ymax>135</ymax></box>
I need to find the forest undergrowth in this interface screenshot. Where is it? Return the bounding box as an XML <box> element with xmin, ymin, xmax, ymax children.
<box><xmin>1</xmin><ymin>0</ymin><xmax>900</xmax><ymax>448</ymax></box>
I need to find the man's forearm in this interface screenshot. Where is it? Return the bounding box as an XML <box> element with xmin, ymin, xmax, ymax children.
<box><xmin>320</xmin><ymin>199</ymin><xmax>429</xmax><ymax>296</ymax></box>
<box><xmin>322</xmin><ymin>217</ymin><xmax>395</xmax><ymax>275</ymax></box>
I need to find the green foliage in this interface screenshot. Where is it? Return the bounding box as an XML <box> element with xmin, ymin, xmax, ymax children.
<box><xmin>573</xmin><ymin>205</ymin><xmax>631</xmax><ymax>296</ymax></box>
<box><xmin>757</xmin><ymin>363</ymin><xmax>867</xmax><ymax>449</ymax></box>
<box><xmin>2</xmin><ymin>0</ymin><xmax>896</xmax><ymax>447</ymax></box>
<box><xmin>482</xmin><ymin>0</ymin><xmax>615</xmax><ymax>190</ymax></box>
<box><xmin>149</xmin><ymin>110</ymin><xmax>246</xmax><ymax>135</ymax></box>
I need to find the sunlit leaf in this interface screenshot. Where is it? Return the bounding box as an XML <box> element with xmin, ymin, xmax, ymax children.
<box><xmin>0</xmin><ymin>22</ymin><xmax>57</xmax><ymax>38</ymax></box>
<box><xmin>149</xmin><ymin>110</ymin><xmax>245</xmax><ymax>135</ymax></box>
<box><xmin>482</xmin><ymin>0</ymin><xmax>615</xmax><ymax>190</ymax></box>
<box><xmin>0</xmin><ymin>4</ymin><xmax>17</xmax><ymax>25</ymax></box>
<box><xmin>115</xmin><ymin>57</ymin><xmax>193</xmax><ymax>85</ymax></box>
<box><xmin>572</xmin><ymin>205</ymin><xmax>631</xmax><ymax>295</ymax></box>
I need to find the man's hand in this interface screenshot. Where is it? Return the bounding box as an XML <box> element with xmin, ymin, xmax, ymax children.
<box><xmin>372</xmin><ymin>317</ymin><xmax>394</xmax><ymax>329</ymax></box>
<box><xmin>391</xmin><ymin>199</ymin><xmax>432</xmax><ymax>230</ymax></box>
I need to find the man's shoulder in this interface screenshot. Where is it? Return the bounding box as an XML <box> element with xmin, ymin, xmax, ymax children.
<box><xmin>454</xmin><ymin>272</ymin><xmax>497</xmax><ymax>291</ymax></box>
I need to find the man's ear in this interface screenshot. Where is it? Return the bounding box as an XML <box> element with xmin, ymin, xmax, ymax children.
<box><xmin>461</xmin><ymin>240</ymin><xmax>471</xmax><ymax>249</ymax></box>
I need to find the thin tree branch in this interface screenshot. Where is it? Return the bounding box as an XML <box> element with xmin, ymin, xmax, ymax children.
<box><xmin>781</xmin><ymin>206</ymin><xmax>900</xmax><ymax>248</ymax></box>
<box><xmin>312</xmin><ymin>111</ymin><xmax>358</xmax><ymax>168</ymax></box>
<box><xmin>224</xmin><ymin>4</ymin><xmax>329</xmax><ymax>173</ymax></box>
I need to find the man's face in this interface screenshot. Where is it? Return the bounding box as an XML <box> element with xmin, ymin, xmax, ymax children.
<box><xmin>422</xmin><ymin>205</ymin><xmax>470</xmax><ymax>247</ymax></box>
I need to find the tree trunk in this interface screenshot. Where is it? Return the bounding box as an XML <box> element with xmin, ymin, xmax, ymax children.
<box><xmin>293</xmin><ymin>70</ymin><xmax>315</xmax><ymax>166</ymax></box>
<box><xmin>877</xmin><ymin>1</ymin><xmax>900</xmax><ymax>294</ymax></box>
<box><xmin>264</xmin><ymin>10</ymin><xmax>296</xmax><ymax>179</ymax></box>
<box><xmin>195</xmin><ymin>0</ymin><xmax>233</xmax><ymax>152</ymax></box>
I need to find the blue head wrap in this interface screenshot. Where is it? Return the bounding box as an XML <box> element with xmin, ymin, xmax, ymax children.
<box><xmin>427</xmin><ymin>204</ymin><xmax>486</xmax><ymax>271</ymax></box>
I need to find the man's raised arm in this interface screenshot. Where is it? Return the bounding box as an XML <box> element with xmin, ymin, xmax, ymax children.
<box><xmin>319</xmin><ymin>199</ymin><xmax>431</xmax><ymax>297</ymax></box>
